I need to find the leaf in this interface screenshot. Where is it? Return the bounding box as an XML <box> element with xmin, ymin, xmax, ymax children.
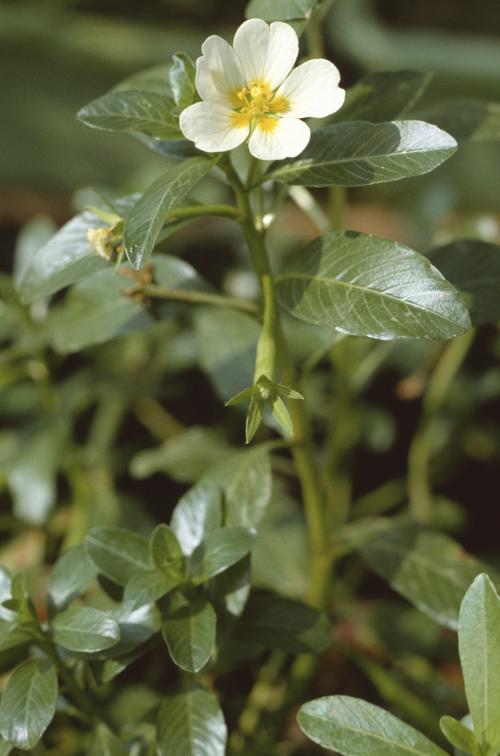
<box><xmin>190</xmin><ymin>527</ymin><xmax>255</xmax><ymax>583</ymax></box>
<box><xmin>236</xmin><ymin>595</ymin><xmax>331</xmax><ymax>654</ymax></box>
<box><xmin>169</xmin><ymin>53</ymin><xmax>196</xmax><ymax>110</ymax></box>
<box><xmin>415</xmin><ymin>99</ymin><xmax>500</xmax><ymax>143</ymax></box>
<box><xmin>356</xmin><ymin>520</ymin><xmax>500</xmax><ymax>630</ymax></box>
<box><xmin>245</xmin><ymin>0</ymin><xmax>317</xmax><ymax>22</ymax></box>
<box><xmin>439</xmin><ymin>716</ymin><xmax>480</xmax><ymax>754</ymax></box>
<box><xmin>123</xmin><ymin>570</ymin><xmax>179</xmax><ymax>610</ymax></box>
<box><xmin>459</xmin><ymin>574</ymin><xmax>500</xmax><ymax>750</ymax></box>
<box><xmin>123</xmin><ymin>157</ymin><xmax>214</xmax><ymax>269</ymax></box>
<box><xmin>429</xmin><ymin>240</ymin><xmax>500</xmax><ymax>326</ymax></box>
<box><xmin>157</xmin><ymin>687</ymin><xmax>227</xmax><ymax>756</ymax></box>
<box><xmin>210</xmin><ymin>556</ymin><xmax>252</xmax><ymax>619</ymax></box>
<box><xmin>85</xmin><ymin>527</ymin><xmax>151</xmax><ymax>586</ymax></box>
<box><xmin>78</xmin><ymin>90</ymin><xmax>182</xmax><ymax>140</ymax></box>
<box><xmin>203</xmin><ymin>447</ymin><xmax>272</xmax><ymax>529</ymax></box>
<box><xmin>48</xmin><ymin>545</ymin><xmax>97</xmax><ymax>610</ymax></box>
<box><xmin>52</xmin><ymin>606</ymin><xmax>120</xmax><ymax>653</ymax></box>
<box><xmin>153</xmin><ymin>255</ymin><xmax>210</xmax><ymax>292</ymax></box>
<box><xmin>150</xmin><ymin>524</ymin><xmax>185</xmax><ymax>580</ymax></box>
<box><xmin>0</xmin><ymin>659</ymin><xmax>58</xmax><ymax>750</ymax></box>
<box><xmin>113</xmin><ymin>63</ymin><xmax>173</xmax><ymax>95</ymax></box>
<box><xmin>275</xmin><ymin>231</ymin><xmax>471</xmax><ymax>340</ymax></box>
<box><xmin>17</xmin><ymin>212</ymin><xmax>109</xmax><ymax>304</ymax></box>
<box><xmin>110</xmin><ymin>602</ymin><xmax>161</xmax><ymax>657</ymax></box>
<box><xmin>88</xmin><ymin>724</ymin><xmax>128</xmax><ymax>756</ymax></box>
<box><xmin>194</xmin><ymin>308</ymin><xmax>260</xmax><ymax>403</ymax></box>
<box><xmin>0</xmin><ymin>737</ymin><xmax>12</xmax><ymax>756</ymax></box>
<box><xmin>271</xmin><ymin>120</ymin><xmax>457</xmax><ymax>187</ymax></box>
<box><xmin>49</xmin><ymin>268</ymin><xmax>152</xmax><ymax>354</ymax></box>
<box><xmin>298</xmin><ymin>696</ymin><xmax>448</xmax><ymax>756</ymax></box>
<box><xmin>162</xmin><ymin>599</ymin><xmax>216</xmax><ymax>673</ymax></box>
<box><xmin>171</xmin><ymin>481</ymin><xmax>223</xmax><ymax>556</ymax></box>
<box><xmin>332</xmin><ymin>71</ymin><xmax>433</xmax><ymax>124</ymax></box>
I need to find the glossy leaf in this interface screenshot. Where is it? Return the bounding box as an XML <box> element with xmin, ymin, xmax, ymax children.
<box><xmin>459</xmin><ymin>574</ymin><xmax>500</xmax><ymax>750</ymax></box>
<box><xmin>276</xmin><ymin>231</ymin><xmax>471</xmax><ymax>340</ymax></box>
<box><xmin>162</xmin><ymin>599</ymin><xmax>216</xmax><ymax>673</ymax></box>
<box><xmin>150</xmin><ymin>524</ymin><xmax>185</xmax><ymax>580</ymax></box>
<box><xmin>190</xmin><ymin>527</ymin><xmax>256</xmax><ymax>583</ymax></box>
<box><xmin>271</xmin><ymin>120</ymin><xmax>457</xmax><ymax>187</ymax></box>
<box><xmin>439</xmin><ymin>716</ymin><xmax>479</xmax><ymax>754</ymax></box>
<box><xmin>157</xmin><ymin>687</ymin><xmax>227</xmax><ymax>756</ymax></box>
<box><xmin>169</xmin><ymin>53</ymin><xmax>196</xmax><ymax>110</ymax></box>
<box><xmin>78</xmin><ymin>90</ymin><xmax>182</xmax><ymax>140</ymax></box>
<box><xmin>0</xmin><ymin>659</ymin><xmax>58</xmax><ymax>750</ymax></box>
<box><xmin>236</xmin><ymin>595</ymin><xmax>331</xmax><ymax>654</ymax></box>
<box><xmin>85</xmin><ymin>527</ymin><xmax>151</xmax><ymax>586</ymax></box>
<box><xmin>298</xmin><ymin>696</ymin><xmax>447</xmax><ymax>755</ymax></box>
<box><xmin>48</xmin><ymin>545</ymin><xmax>97</xmax><ymax>610</ymax></box>
<box><xmin>52</xmin><ymin>606</ymin><xmax>120</xmax><ymax>653</ymax></box>
<box><xmin>357</xmin><ymin>520</ymin><xmax>500</xmax><ymax>629</ymax></box>
<box><xmin>123</xmin><ymin>157</ymin><xmax>214</xmax><ymax>269</ymax></box>
<box><xmin>171</xmin><ymin>481</ymin><xmax>223</xmax><ymax>556</ymax></box>
<box><xmin>49</xmin><ymin>268</ymin><xmax>152</xmax><ymax>354</ymax></box>
<box><xmin>333</xmin><ymin>71</ymin><xmax>433</xmax><ymax>123</ymax></box>
<box><xmin>430</xmin><ymin>240</ymin><xmax>500</xmax><ymax>325</ymax></box>
<box><xmin>17</xmin><ymin>211</ymin><xmax>109</xmax><ymax>304</ymax></box>
<box><xmin>416</xmin><ymin>99</ymin><xmax>500</xmax><ymax>143</ymax></box>
<box><xmin>123</xmin><ymin>570</ymin><xmax>180</xmax><ymax>610</ymax></box>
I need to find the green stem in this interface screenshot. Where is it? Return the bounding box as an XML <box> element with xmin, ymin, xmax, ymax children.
<box><xmin>408</xmin><ymin>330</ymin><xmax>475</xmax><ymax>523</ymax></box>
<box><xmin>329</xmin><ymin>186</ymin><xmax>346</xmax><ymax>231</ymax></box>
<box><xmin>142</xmin><ymin>284</ymin><xmax>259</xmax><ymax>317</ymax></box>
<box><xmin>166</xmin><ymin>204</ymin><xmax>240</xmax><ymax>222</ymax></box>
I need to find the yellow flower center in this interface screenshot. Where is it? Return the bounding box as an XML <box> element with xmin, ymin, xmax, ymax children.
<box><xmin>230</xmin><ymin>80</ymin><xmax>290</xmax><ymax>134</ymax></box>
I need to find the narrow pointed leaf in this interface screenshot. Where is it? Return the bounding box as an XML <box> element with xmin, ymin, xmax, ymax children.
<box><xmin>298</xmin><ymin>696</ymin><xmax>448</xmax><ymax>755</ymax></box>
<box><xmin>85</xmin><ymin>527</ymin><xmax>151</xmax><ymax>586</ymax></box>
<box><xmin>52</xmin><ymin>606</ymin><xmax>120</xmax><ymax>653</ymax></box>
<box><xmin>271</xmin><ymin>120</ymin><xmax>457</xmax><ymax>187</ymax></box>
<box><xmin>439</xmin><ymin>716</ymin><xmax>480</xmax><ymax>754</ymax></box>
<box><xmin>0</xmin><ymin>659</ymin><xmax>58</xmax><ymax>750</ymax></box>
<box><xmin>124</xmin><ymin>157</ymin><xmax>214</xmax><ymax>268</ymax></box>
<box><xmin>458</xmin><ymin>574</ymin><xmax>500</xmax><ymax>749</ymax></box>
<box><xmin>190</xmin><ymin>527</ymin><xmax>255</xmax><ymax>583</ymax></box>
<box><xmin>245</xmin><ymin>397</ymin><xmax>263</xmax><ymax>444</ymax></box>
<box><xmin>162</xmin><ymin>599</ymin><xmax>216</xmax><ymax>673</ymax></box>
<box><xmin>157</xmin><ymin>687</ymin><xmax>227</xmax><ymax>756</ymax></box>
<box><xmin>270</xmin><ymin>395</ymin><xmax>294</xmax><ymax>438</ymax></box>
<box><xmin>78</xmin><ymin>90</ymin><xmax>182</xmax><ymax>140</ymax></box>
<box><xmin>276</xmin><ymin>231</ymin><xmax>471</xmax><ymax>340</ymax></box>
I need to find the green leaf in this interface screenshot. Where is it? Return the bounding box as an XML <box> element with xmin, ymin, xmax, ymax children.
<box><xmin>0</xmin><ymin>737</ymin><xmax>12</xmax><ymax>756</ymax></box>
<box><xmin>429</xmin><ymin>240</ymin><xmax>500</xmax><ymax>326</ymax></box>
<box><xmin>271</xmin><ymin>120</ymin><xmax>457</xmax><ymax>187</ymax></box>
<box><xmin>52</xmin><ymin>606</ymin><xmax>120</xmax><ymax>653</ymax></box>
<box><xmin>150</xmin><ymin>524</ymin><xmax>185</xmax><ymax>580</ymax></box>
<box><xmin>48</xmin><ymin>545</ymin><xmax>97</xmax><ymax>611</ymax></box>
<box><xmin>459</xmin><ymin>574</ymin><xmax>500</xmax><ymax>750</ymax></box>
<box><xmin>0</xmin><ymin>659</ymin><xmax>58</xmax><ymax>750</ymax></box>
<box><xmin>157</xmin><ymin>687</ymin><xmax>227</xmax><ymax>756</ymax></box>
<box><xmin>440</xmin><ymin>716</ymin><xmax>480</xmax><ymax>754</ymax></box>
<box><xmin>203</xmin><ymin>447</ymin><xmax>272</xmax><ymax>529</ymax></box>
<box><xmin>85</xmin><ymin>527</ymin><xmax>151</xmax><ymax>587</ymax></box>
<box><xmin>415</xmin><ymin>99</ymin><xmax>500</xmax><ymax>143</ymax></box>
<box><xmin>0</xmin><ymin>623</ymin><xmax>32</xmax><ymax>675</ymax></box>
<box><xmin>276</xmin><ymin>231</ymin><xmax>471</xmax><ymax>340</ymax></box>
<box><xmin>210</xmin><ymin>556</ymin><xmax>252</xmax><ymax>619</ymax></box>
<box><xmin>332</xmin><ymin>71</ymin><xmax>433</xmax><ymax>124</ymax></box>
<box><xmin>17</xmin><ymin>211</ymin><xmax>109</xmax><ymax>304</ymax></box>
<box><xmin>49</xmin><ymin>268</ymin><xmax>152</xmax><ymax>354</ymax></box>
<box><xmin>78</xmin><ymin>90</ymin><xmax>182</xmax><ymax>140</ymax></box>
<box><xmin>123</xmin><ymin>570</ymin><xmax>179</xmax><ymax>610</ymax></box>
<box><xmin>124</xmin><ymin>157</ymin><xmax>214</xmax><ymax>269</ymax></box>
<box><xmin>162</xmin><ymin>598</ymin><xmax>216</xmax><ymax>673</ymax></box>
<box><xmin>153</xmin><ymin>254</ymin><xmax>211</xmax><ymax>293</ymax></box>
<box><xmin>245</xmin><ymin>396</ymin><xmax>264</xmax><ymax>444</ymax></box>
<box><xmin>356</xmin><ymin>520</ymin><xmax>500</xmax><ymax>629</ymax></box>
<box><xmin>190</xmin><ymin>527</ymin><xmax>255</xmax><ymax>583</ymax></box>
<box><xmin>171</xmin><ymin>481</ymin><xmax>223</xmax><ymax>556</ymax></box>
<box><xmin>88</xmin><ymin>724</ymin><xmax>128</xmax><ymax>756</ymax></box>
<box><xmin>113</xmin><ymin>63</ymin><xmax>173</xmax><ymax>96</ymax></box>
<box><xmin>236</xmin><ymin>595</ymin><xmax>331</xmax><ymax>654</ymax></box>
<box><xmin>110</xmin><ymin>602</ymin><xmax>161</xmax><ymax>657</ymax></box>
<box><xmin>245</xmin><ymin>0</ymin><xmax>317</xmax><ymax>22</ymax></box>
<box><xmin>298</xmin><ymin>696</ymin><xmax>448</xmax><ymax>755</ymax></box>
<box><xmin>169</xmin><ymin>53</ymin><xmax>196</xmax><ymax>110</ymax></box>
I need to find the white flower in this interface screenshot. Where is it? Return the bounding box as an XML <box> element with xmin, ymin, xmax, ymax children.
<box><xmin>179</xmin><ymin>18</ymin><xmax>345</xmax><ymax>162</ymax></box>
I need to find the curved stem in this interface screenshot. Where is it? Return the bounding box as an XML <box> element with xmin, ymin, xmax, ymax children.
<box><xmin>166</xmin><ymin>204</ymin><xmax>240</xmax><ymax>222</ymax></box>
<box><xmin>142</xmin><ymin>284</ymin><xmax>259</xmax><ymax>317</ymax></box>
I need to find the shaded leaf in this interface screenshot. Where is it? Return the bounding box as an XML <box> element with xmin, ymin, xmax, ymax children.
<box><xmin>416</xmin><ymin>99</ymin><xmax>500</xmax><ymax>143</ymax></box>
<box><xmin>332</xmin><ymin>71</ymin><xmax>433</xmax><ymax>123</ymax></box>
<box><xmin>298</xmin><ymin>695</ymin><xmax>447</xmax><ymax>755</ymax></box>
<box><xmin>276</xmin><ymin>231</ymin><xmax>471</xmax><ymax>340</ymax></box>
<box><xmin>271</xmin><ymin>121</ymin><xmax>457</xmax><ymax>187</ymax></box>
<box><xmin>162</xmin><ymin>599</ymin><xmax>216</xmax><ymax>673</ymax></box>
<box><xmin>157</xmin><ymin>687</ymin><xmax>227</xmax><ymax>756</ymax></box>
<box><xmin>85</xmin><ymin>527</ymin><xmax>151</xmax><ymax>586</ymax></box>
<box><xmin>169</xmin><ymin>53</ymin><xmax>196</xmax><ymax>110</ymax></box>
<box><xmin>190</xmin><ymin>527</ymin><xmax>255</xmax><ymax>583</ymax></box>
<box><xmin>48</xmin><ymin>545</ymin><xmax>97</xmax><ymax>610</ymax></box>
<box><xmin>150</xmin><ymin>524</ymin><xmax>185</xmax><ymax>580</ymax></box>
<box><xmin>52</xmin><ymin>606</ymin><xmax>120</xmax><ymax>653</ymax></box>
<box><xmin>78</xmin><ymin>90</ymin><xmax>182</xmax><ymax>140</ymax></box>
<box><xmin>0</xmin><ymin>659</ymin><xmax>58</xmax><ymax>750</ymax></box>
<box><xmin>439</xmin><ymin>716</ymin><xmax>479</xmax><ymax>754</ymax></box>
<box><xmin>171</xmin><ymin>481</ymin><xmax>223</xmax><ymax>557</ymax></box>
<box><xmin>123</xmin><ymin>570</ymin><xmax>180</xmax><ymax>610</ymax></box>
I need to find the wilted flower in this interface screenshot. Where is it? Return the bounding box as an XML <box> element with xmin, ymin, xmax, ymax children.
<box><xmin>179</xmin><ymin>18</ymin><xmax>345</xmax><ymax>161</ymax></box>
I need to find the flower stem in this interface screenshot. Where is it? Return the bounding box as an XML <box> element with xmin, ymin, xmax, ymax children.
<box><xmin>142</xmin><ymin>284</ymin><xmax>259</xmax><ymax>317</ymax></box>
<box><xmin>166</xmin><ymin>204</ymin><xmax>240</xmax><ymax>222</ymax></box>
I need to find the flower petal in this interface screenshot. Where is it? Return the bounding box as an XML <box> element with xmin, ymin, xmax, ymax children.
<box><xmin>233</xmin><ymin>19</ymin><xmax>299</xmax><ymax>90</ymax></box>
<box><xmin>180</xmin><ymin>102</ymin><xmax>250</xmax><ymax>153</ymax></box>
<box><xmin>249</xmin><ymin>116</ymin><xmax>310</xmax><ymax>161</ymax></box>
<box><xmin>277</xmin><ymin>59</ymin><xmax>345</xmax><ymax>119</ymax></box>
<box><xmin>195</xmin><ymin>35</ymin><xmax>246</xmax><ymax>105</ymax></box>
